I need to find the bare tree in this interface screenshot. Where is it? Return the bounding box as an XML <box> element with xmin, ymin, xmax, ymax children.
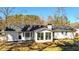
<box><xmin>47</xmin><ymin>16</ymin><xmax>54</xmax><ymax>25</ymax></box>
<box><xmin>55</xmin><ymin>7</ymin><xmax>65</xmax><ymax>16</ymax></box>
<box><xmin>0</xmin><ymin>7</ymin><xmax>15</xmax><ymax>26</ymax></box>
<box><xmin>54</xmin><ymin>7</ymin><xmax>69</xmax><ymax>26</ymax></box>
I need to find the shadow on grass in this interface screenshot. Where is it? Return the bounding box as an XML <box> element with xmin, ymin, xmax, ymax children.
<box><xmin>58</xmin><ymin>42</ymin><xmax>79</xmax><ymax>51</ymax></box>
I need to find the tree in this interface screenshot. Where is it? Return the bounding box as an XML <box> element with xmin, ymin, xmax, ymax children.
<box><xmin>5</xmin><ymin>15</ymin><xmax>45</xmax><ymax>26</ymax></box>
<box><xmin>46</xmin><ymin>7</ymin><xmax>70</xmax><ymax>26</ymax></box>
<box><xmin>55</xmin><ymin>7</ymin><xmax>65</xmax><ymax>16</ymax></box>
<box><xmin>47</xmin><ymin>16</ymin><xmax>55</xmax><ymax>25</ymax></box>
<box><xmin>0</xmin><ymin>7</ymin><xmax>15</xmax><ymax>26</ymax></box>
<box><xmin>54</xmin><ymin>7</ymin><xmax>69</xmax><ymax>26</ymax></box>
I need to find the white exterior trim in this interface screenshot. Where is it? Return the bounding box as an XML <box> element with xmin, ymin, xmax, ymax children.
<box><xmin>35</xmin><ymin>30</ymin><xmax>53</xmax><ymax>43</ymax></box>
<box><xmin>5</xmin><ymin>29</ymin><xmax>75</xmax><ymax>43</ymax></box>
<box><xmin>53</xmin><ymin>32</ymin><xmax>75</xmax><ymax>39</ymax></box>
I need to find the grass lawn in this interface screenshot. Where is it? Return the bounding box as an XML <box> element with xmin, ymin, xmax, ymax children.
<box><xmin>0</xmin><ymin>38</ymin><xmax>79</xmax><ymax>51</ymax></box>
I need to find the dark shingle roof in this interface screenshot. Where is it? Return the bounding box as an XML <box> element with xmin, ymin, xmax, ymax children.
<box><xmin>5</xmin><ymin>27</ymin><xmax>15</xmax><ymax>31</ymax></box>
<box><xmin>21</xmin><ymin>25</ymin><xmax>44</xmax><ymax>31</ymax></box>
<box><xmin>4</xmin><ymin>25</ymin><xmax>76</xmax><ymax>32</ymax></box>
<box><xmin>52</xmin><ymin>26</ymin><xmax>76</xmax><ymax>31</ymax></box>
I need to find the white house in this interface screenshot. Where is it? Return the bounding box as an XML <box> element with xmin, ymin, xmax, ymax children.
<box><xmin>74</xmin><ymin>29</ymin><xmax>79</xmax><ymax>36</ymax></box>
<box><xmin>1</xmin><ymin>25</ymin><xmax>76</xmax><ymax>43</ymax></box>
<box><xmin>34</xmin><ymin>25</ymin><xmax>76</xmax><ymax>43</ymax></box>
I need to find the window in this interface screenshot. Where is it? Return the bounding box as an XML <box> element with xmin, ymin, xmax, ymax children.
<box><xmin>25</xmin><ymin>32</ymin><xmax>30</xmax><ymax>37</ymax></box>
<box><xmin>23</xmin><ymin>32</ymin><xmax>24</xmax><ymax>37</ymax></box>
<box><xmin>65</xmin><ymin>32</ymin><xmax>67</xmax><ymax>35</ymax></box>
<box><xmin>53</xmin><ymin>32</ymin><xmax>55</xmax><ymax>39</ymax></box>
<box><xmin>30</xmin><ymin>32</ymin><xmax>32</xmax><ymax>37</ymax></box>
<box><xmin>45</xmin><ymin>32</ymin><xmax>51</xmax><ymax>40</ymax></box>
<box><xmin>19</xmin><ymin>35</ymin><xmax>21</xmax><ymax>39</ymax></box>
<box><xmin>62</xmin><ymin>32</ymin><xmax>63</xmax><ymax>34</ymax></box>
<box><xmin>37</xmin><ymin>33</ymin><xmax>43</xmax><ymax>40</ymax></box>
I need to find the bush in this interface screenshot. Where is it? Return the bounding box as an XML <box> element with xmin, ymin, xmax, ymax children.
<box><xmin>62</xmin><ymin>46</ymin><xmax>79</xmax><ymax>51</ymax></box>
<box><xmin>74</xmin><ymin>37</ymin><xmax>79</xmax><ymax>42</ymax></box>
<box><xmin>72</xmin><ymin>46</ymin><xmax>79</xmax><ymax>51</ymax></box>
<box><xmin>63</xmin><ymin>39</ymin><xmax>74</xmax><ymax>45</ymax></box>
<box><xmin>54</xmin><ymin>40</ymin><xmax>66</xmax><ymax>46</ymax></box>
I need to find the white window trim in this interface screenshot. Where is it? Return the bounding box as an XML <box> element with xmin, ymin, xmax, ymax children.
<box><xmin>37</xmin><ymin>32</ymin><xmax>44</xmax><ymax>40</ymax></box>
<box><xmin>45</xmin><ymin>32</ymin><xmax>51</xmax><ymax>40</ymax></box>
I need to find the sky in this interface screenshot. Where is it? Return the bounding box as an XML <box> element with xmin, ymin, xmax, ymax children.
<box><xmin>1</xmin><ymin>7</ymin><xmax>79</xmax><ymax>23</ymax></box>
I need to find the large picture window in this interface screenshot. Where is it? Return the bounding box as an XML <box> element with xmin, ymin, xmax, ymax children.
<box><xmin>37</xmin><ymin>33</ymin><xmax>43</xmax><ymax>40</ymax></box>
<box><xmin>45</xmin><ymin>32</ymin><xmax>51</xmax><ymax>40</ymax></box>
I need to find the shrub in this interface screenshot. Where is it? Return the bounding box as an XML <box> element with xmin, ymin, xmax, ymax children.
<box><xmin>54</xmin><ymin>40</ymin><xmax>65</xmax><ymax>46</ymax></box>
<box><xmin>74</xmin><ymin>37</ymin><xmax>79</xmax><ymax>42</ymax></box>
<box><xmin>63</xmin><ymin>39</ymin><xmax>74</xmax><ymax>45</ymax></box>
<box><xmin>62</xmin><ymin>46</ymin><xmax>79</xmax><ymax>51</ymax></box>
<box><xmin>72</xmin><ymin>46</ymin><xmax>79</xmax><ymax>51</ymax></box>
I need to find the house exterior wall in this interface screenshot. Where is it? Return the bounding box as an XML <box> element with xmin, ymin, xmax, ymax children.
<box><xmin>6</xmin><ymin>31</ymin><xmax>19</xmax><ymax>41</ymax></box>
<box><xmin>20</xmin><ymin>32</ymin><xmax>25</xmax><ymax>40</ymax></box>
<box><xmin>54</xmin><ymin>32</ymin><xmax>66</xmax><ymax>39</ymax></box>
<box><xmin>74</xmin><ymin>29</ymin><xmax>79</xmax><ymax>36</ymax></box>
<box><xmin>5</xmin><ymin>30</ymin><xmax>75</xmax><ymax>42</ymax></box>
<box><xmin>66</xmin><ymin>32</ymin><xmax>75</xmax><ymax>39</ymax></box>
<box><xmin>24</xmin><ymin>32</ymin><xmax>34</xmax><ymax>40</ymax></box>
<box><xmin>6</xmin><ymin>31</ymin><xmax>35</xmax><ymax>42</ymax></box>
<box><xmin>7</xmin><ymin>34</ymin><xmax>13</xmax><ymax>41</ymax></box>
<box><xmin>35</xmin><ymin>30</ymin><xmax>75</xmax><ymax>43</ymax></box>
<box><xmin>54</xmin><ymin>32</ymin><xmax>75</xmax><ymax>39</ymax></box>
<box><xmin>75</xmin><ymin>29</ymin><xmax>79</xmax><ymax>33</ymax></box>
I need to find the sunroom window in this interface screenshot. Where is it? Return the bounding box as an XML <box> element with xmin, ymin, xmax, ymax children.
<box><xmin>25</xmin><ymin>32</ymin><xmax>30</xmax><ymax>37</ymax></box>
<box><xmin>45</xmin><ymin>32</ymin><xmax>51</xmax><ymax>40</ymax></box>
<box><xmin>37</xmin><ymin>33</ymin><xmax>43</xmax><ymax>40</ymax></box>
<box><xmin>65</xmin><ymin>32</ymin><xmax>67</xmax><ymax>35</ymax></box>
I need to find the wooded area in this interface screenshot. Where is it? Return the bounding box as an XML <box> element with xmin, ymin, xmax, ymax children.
<box><xmin>0</xmin><ymin>7</ymin><xmax>78</xmax><ymax>30</ymax></box>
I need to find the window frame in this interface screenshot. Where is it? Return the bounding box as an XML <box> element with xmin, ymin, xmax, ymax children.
<box><xmin>65</xmin><ymin>32</ymin><xmax>67</xmax><ymax>35</ymax></box>
<box><xmin>25</xmin><ymin>32</ymin><xmax>30</xmax><ymax>37</ymax></box>
<box><xmin>37</xmin><ymin>32</ymin><xmax>44</xmax><ymax>40</ymax></box>
<box><xmin>23</xmin><ymin>32</ymin><xmax>24</xmax><ymax>37</ymax></box>
<box><xmin>62</xmin><ymin>32</ymin><xmax>63</xmax><ymax>34</ymax></box>
<box><xmin>18</xmin><ymin>35</ymin><xmax>21</xmax><ymax>39</ymax></box>
<box><xmin>45</xmin><ymin>32</ymin><xmax>51</xmax><ymax>40</ymax></box>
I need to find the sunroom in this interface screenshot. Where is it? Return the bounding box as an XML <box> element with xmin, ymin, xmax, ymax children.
<box><xmin>34</xmin><ymin>28</ymin><xmax>53</xmax><ymax>43</ymax></box>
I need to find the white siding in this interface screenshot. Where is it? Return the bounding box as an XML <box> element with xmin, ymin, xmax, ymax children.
<box><xmin>35</xmin><ymin>32</ymin><xmax>37</xmax><ymax>41</ymax></box>
<box><xmin>7</xmin><ymin>32</ymin><xmax>34</xmax><ymax>41</ymax></box>
<box><xmin>74</xmin><ymin>29</ymin><xmax>79</xmax><ymax>36</ymax></box>
<box><xmin>66</xmin><ymin>32</ymin><xmax>74</xmax><ymax>39</ymax></box>
<box><xmin>20</xmin><ymin>33</ymin><xmax>25</xmax><ymax>40</ymax></box>
<box><xmin>25</xmin><ymin>32</ymin><xmax>33</xmax><ymax>40</ymax></box>
<box><xmin>54</xmin><ymin>32</ymin><xmax>75</xmax><ymax>39</ymax></box>
<box><xmin>7</xmin><ymin>34</ymin><xmax>13</xmax><ymax>41</ymax></box>
<box><xmin>7</xmin><ymin>32</ymin><xmax>18</xmax><ymax>41</ymax></box>
<box><xmin>54</xmin><ymin>32</ymin><xmax>66</xmax><ymax>39</ymax></box>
